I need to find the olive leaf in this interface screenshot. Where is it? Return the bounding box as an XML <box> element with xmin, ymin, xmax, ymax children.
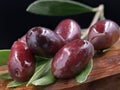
<box><xmin>35</xmin><ymin>56</ymin><xmax>51</xmax><ymax>67</ymax></box>
<box><xmin>32</xmin><ymin>57</ymin><xmax>56</xmax><ymax>86</ymax></box>
<box><xmin>26</xmin><ymin>59</ymin><xmax>52</xmax><ymax>86</ymax></box>
<box><xmin>0</xmin><ymin>49</ymin><xmax>10</xmax><ymax>66</ymax></box>
<box><xmin>7</xmin><ymin>80</ymin><xmax>27</xmax><ymax>88</ymax></box>
<box><xmin>0</xmin><ymin>73</ymin><xmax>11</xmax><ymax>79</ymax></box>
<box><xmin>26</xmin><ymin>0</ymin><xmax>94</xmax><ymax>16</ymax></box>
<box><xmin>35</xmin><ymin>56</ymin><xmax>51</xmax><ymax>62</ymax></box>
<box><xmin>75</xmin><ymin>59</ymin><xmax>93</xmax><ymax>83</ymax></box>
<box><xmin>32</xmin><ymin>70</ymin><xmax>56</xmax><ymax>86</ymax></box>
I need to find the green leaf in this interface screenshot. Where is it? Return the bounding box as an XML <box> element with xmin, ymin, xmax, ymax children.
<box><xmin>35</xmin><ymin>56</ymin><xmax>51</xmax><ymax>62</ymax></box>
<box><xmin>7</xmin><ymin>80</ymin><xmax>26</xmax><ymax>88</ymax></box>
<box><xmin>32</xmin><ymin>70</ymin><xmax>56</xmax><ymax>86</ymax></box>
<box><xmin>35</xmin><ymin>56</ymin><xmax>51</xmax><ymax>67</ymax></box>
<box><xmin>0</xmin><ymin>49</ymin><xmax>10</xmax><ymax>66</ymax></box>
<box><xmin>0</xmin><ymin>73</ymin><xmax>12</xmax><ymax>79</ymax></box>
<box><xmin>26</xmin><ymin>60</ymin><xmax>52</xmax><ymax>86</ymax></box>
<box><xmin>26</xmin><ymin>0</ymin><xmax>94</xmax><ymax>16</ymax></box>
<box><xmin>75</xmin><ymin>59</ymin><xmax>93</xmax><ymax>83</ymax></box>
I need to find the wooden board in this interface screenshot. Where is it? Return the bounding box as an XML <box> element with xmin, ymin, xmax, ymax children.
<box><xmin>1</xmin><ymin>38</ymin><xmax>120</xmax><ymax>90</ymax></box>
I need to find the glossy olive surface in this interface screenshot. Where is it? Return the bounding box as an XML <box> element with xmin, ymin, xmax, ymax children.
<box><xmin>8</xmin><ymin>39</ymin><xmax>35</xmax><ymax>81</ymax></box>
<box><xmin>18</xmin><ymin>35</ymin><xmax>26</xmax><ymax>43</ymax></box>
<box><xmin>88</xmin><ymin>20</ymin><xmax>119</xmax><ymax>50</ymax></box>
<box><xmin>52</xmin><ymin>39</ymin><xmax>94</xmax><ymax>78</ymax></box>
<box><xmin>26</xmin><ymin>26</ymin><xmax>65</xmax><ymax>57</ymax></box>
<box><xmin>55</xmin><ymin>19</ymin><xmax>81</xmax><ymax>43</ymax></box>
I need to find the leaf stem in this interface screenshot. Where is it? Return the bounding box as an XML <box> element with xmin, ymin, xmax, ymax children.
<box><xmin>81</xmin><ymin>4</ymin><xmax>104</xmax><ymax>39</ymax></box>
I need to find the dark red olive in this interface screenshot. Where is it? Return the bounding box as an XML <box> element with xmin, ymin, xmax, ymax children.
<box><xmin>8</xmin><ymin>38</ymin><xmax>35</xmax><ymax>81</ymax></box>
<box><xmin>52</xmin><ymin>39</ymin><xmax>94</xmax><ymax>79</ymax></box>
<box><xmin>88</xmin><ymin>20</ymin><xmax>119</xmax><ymax>50</ymax></box>
<box><xmin>18</xmin><ymin>35</ymin><xmax>26</xmax><ymax>43</ymax></box>
<box><xmin>55</xmin><ymin>19</ymin><xmax>81</xmax><ymax>43</ymax></box>
<box><xmin>26</xmin><ymin>26</ymin><xmax>65</xmax><ymax>57</ymax></box>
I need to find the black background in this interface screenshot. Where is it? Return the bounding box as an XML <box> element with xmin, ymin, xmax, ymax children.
<box><xmin>0</xmin><ymin>0</ymin><xmax>120</xmax><ymax>49</ymax></box>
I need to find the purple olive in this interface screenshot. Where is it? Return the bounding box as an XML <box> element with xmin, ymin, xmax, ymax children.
<box><xmin>52</xmin><ymin>39</ymin><xmax>94</xmax><ymax>78</ymax></box>
<box><xmin>8</xmin><ymin>38</ymin><xmax>35</xmax><ymax>81</ymax></box>
<box><xmin>55</xmin><ymin>19</ymin><xmax>81</xmax><ymax>43</ymax></box>
<box><xmin>26</xmin><ymin>26</ymin><xmax>65</xmax><ymax>57</ymax></box>
<box><xmin>88</xmin><ymin>20</ymin><xmax>120</xmax><ymax>50</ymax></box>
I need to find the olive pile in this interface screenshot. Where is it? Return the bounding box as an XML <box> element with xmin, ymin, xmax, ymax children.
<box><xmin>8</xmin><ymin>19</ymin><xmax>119</xmax><ymax>81</ymax></box>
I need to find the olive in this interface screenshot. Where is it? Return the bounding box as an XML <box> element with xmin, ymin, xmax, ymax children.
<box><xmin>18</xmin><ymin>35</ymin><xmax>26</xmax><ymax>43</ymax></box>
<box><xmin>52</xmin><ymin>39</ymin><xmax>94</xmax><ymax>78</ymax></box>
<box><xmin>88</xmin><ymin>20</ymin><xmax>120</xmax><ymax>50</ymax></box>
<box><xmin>26</xmin><ymin>26</ymin><xmax>65</xmax><ymax>57</ymax></box>
<box><xmin>8</xmin><ymin>37</ymin><xmax>35</xmax><ymax>81</ymax></box>
<box><xmin>55</xmin><ymin>19</ymin><xmax>81</xmax><ymax>43</ymax></box>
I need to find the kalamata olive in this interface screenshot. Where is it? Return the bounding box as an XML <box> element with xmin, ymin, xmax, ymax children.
<box><xmin>18</xmin><ymin>35</ymin><xmax>26</xmax><ymax>43</ymax></box>
<box><xmin>8</xmin><ymin>39</ymin><xmax>35</xmax><ymax>81</ymax></box>
<box><xmin>55</xmin><ymin>19</ymin><xmax>81</xmax><ymax>43</ymax></box>
<box><xmin>88</xmin><ymin>20</ymin><xmax>120</xmax><ymax>50</ymax></box>
<box><xmin>52</xmin><ymin>39</ymin><xmax>94</xmax><ymax>78</ymax></box>
<box><xmin>26</xmin><ymin>26</ymin><xmax>65</xmax><ymax>57</ymax></box>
